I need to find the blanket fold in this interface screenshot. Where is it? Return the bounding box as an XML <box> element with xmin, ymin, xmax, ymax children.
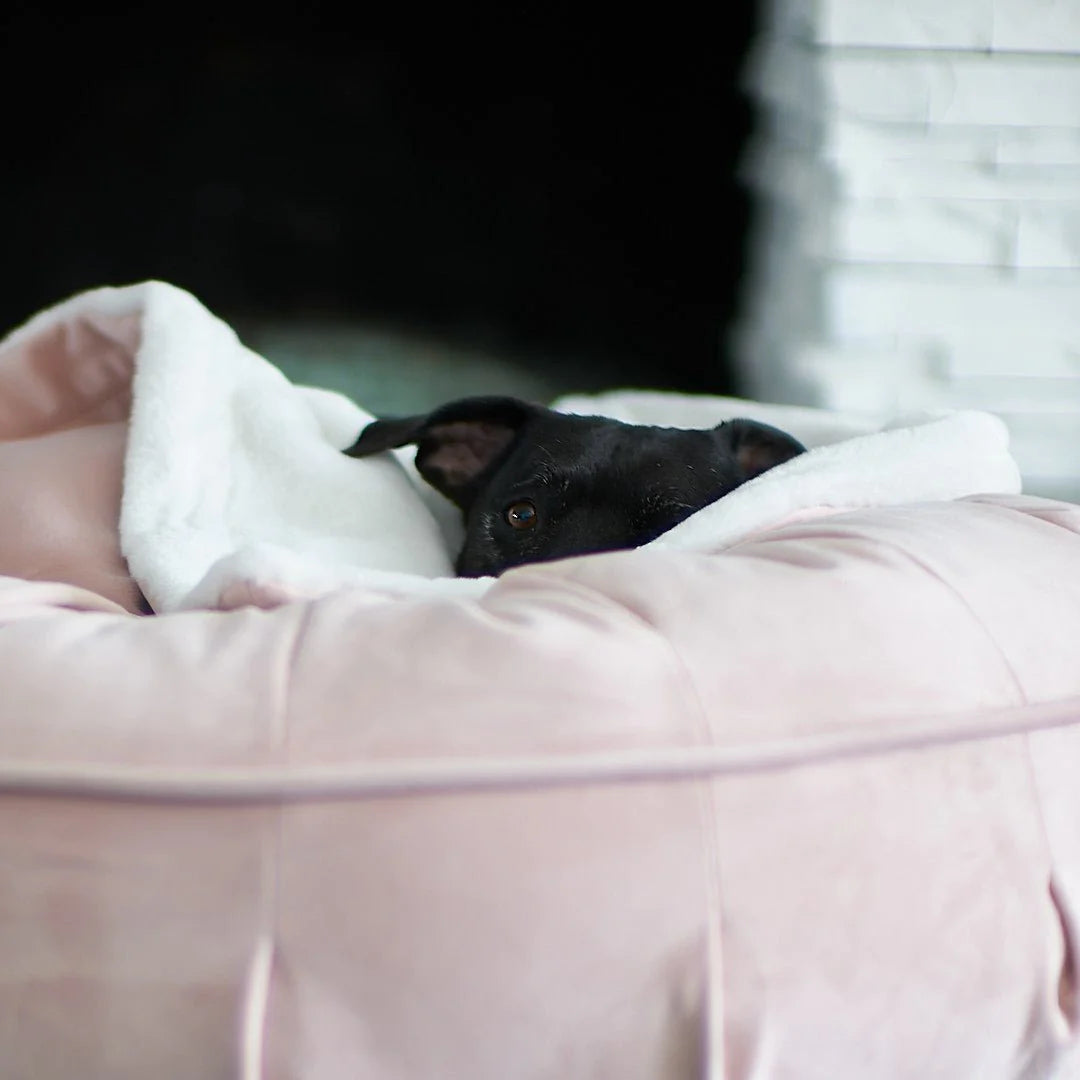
<box><xmin>0</xmin><ymin>282</ymin><xmax>1023</xmax><ymax>611</ymax></box>
<box><xmin>2</xmin><ymin>282</ymin><xmax>454</xmax><ymax>612</ymax></box>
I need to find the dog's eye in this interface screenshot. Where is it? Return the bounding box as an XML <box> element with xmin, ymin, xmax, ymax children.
<box><xmin>504</xmin><ymin>499</ymin><xmax>538</xmax><ymax>530</ymax></box>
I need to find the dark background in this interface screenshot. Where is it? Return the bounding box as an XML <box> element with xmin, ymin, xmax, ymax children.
<box><xmin>1</xmin><ymin>11</ymin><xmax>758</xmax><ymax>394</ymax></box>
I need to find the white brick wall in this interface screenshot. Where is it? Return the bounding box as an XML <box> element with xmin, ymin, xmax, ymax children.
<box><xmin>738</xmin><ymin>0</ymin><xmax>1080</xmax><ymax>500</ymax></box>
<box><xmin>762</xmin><ymin>0</ymin><xmax>1080</xmax><ymax>53</ymax></box>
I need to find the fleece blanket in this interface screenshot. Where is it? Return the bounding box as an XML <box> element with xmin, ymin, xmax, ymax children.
<box><xmin>0</xmin><ymin>282</ymin><xmax>458</xmax><ymax>612</ymax></box>
<box><xmin>1</xmin><ymin>282</ymin><xmax>1022</xmax><ymax>612</ymax></box>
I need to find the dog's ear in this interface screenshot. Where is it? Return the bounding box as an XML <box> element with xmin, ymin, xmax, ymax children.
<box><xmin>344</xmin><ymin>396</ymin><xmax>539</xmax><ymax>508</ymax></box>
<box><xmin>714</xmin><ymin>419</ymin><xmax>806</xmax><ymax>480</ymax></box>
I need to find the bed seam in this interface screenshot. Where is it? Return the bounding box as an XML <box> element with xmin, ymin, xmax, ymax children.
<box><xmin>548</xmin><ymin>572</ymin><xmax>728</xmax><ymax>1076</ymax></box>
<box><xmin>241</xmin><ymin>598</ymin><xmax>317</xmax><ymax>1077</ymax></box>
<box><xmin>855</xmin><ymin>534</ymin><xmax>1030</xmax><ymax>707</ymax></box>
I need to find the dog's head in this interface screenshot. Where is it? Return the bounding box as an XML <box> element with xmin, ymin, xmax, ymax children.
<box><xmin>345</xmin><ymin>396</ymin><xmax>805</xmax><ymax>577</ymax></box>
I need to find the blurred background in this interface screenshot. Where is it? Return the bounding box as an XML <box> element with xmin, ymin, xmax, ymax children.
<box><xmin>2</xmin><ymin>3</ymin><xmax>1078</xmax><ymax>498</ymax></box>
<box><xmin>0</xmin><ymin>9</ymin><xmax>754</xmax><ymax>410</ymax></box>
<box><xmin>740</xmin><ymin>0</ymin><xmax>1080</xmax><ymax>503</ymax></box>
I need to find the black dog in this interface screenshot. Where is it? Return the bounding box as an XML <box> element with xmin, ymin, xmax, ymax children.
<box><xmin>345</xmin><ymin>396</ymin><xmax>806</xmax><ymax>577</ymax></box>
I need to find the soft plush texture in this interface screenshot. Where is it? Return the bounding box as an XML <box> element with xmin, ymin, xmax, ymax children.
<box><xmin>0</xmin><ymin>281</ymin><xmax>453</xmax><ymax>613</ymax></box>
<box><xmin>2</xmin><ymin>284</ymin><xmax>1080</xmax><ymax>1080</ymax></box>
<box><xmin>0</xmin><ymin>283</ymin><xmax>1023</xmax><ymax>612</ymax></box>
<box><xmin>557</xmin><ymin>389</ymin><xmax>1023</xmax><ymax>556</ymax></box>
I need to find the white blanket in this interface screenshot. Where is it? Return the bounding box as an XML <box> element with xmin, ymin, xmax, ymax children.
<box><xmin>4</xmin><ymin>282</ymin><xmax>1024</xmax><ymax>611</ymax></box>
<box><xmin>554</xmin><ymin>390</ymin><xmax>1023</xmax><ymax>554</ymax></box>
<box><xmin>5</xmin><ymin>281</ymin><xmax>456</xmax><ymax>612</ymax></box>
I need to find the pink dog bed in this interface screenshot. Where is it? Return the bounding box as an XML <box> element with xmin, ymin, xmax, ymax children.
<box><xmin>3</xmin><ymin>298</ymin><xmax>1080</xmax><ymax>1079</ymax></box>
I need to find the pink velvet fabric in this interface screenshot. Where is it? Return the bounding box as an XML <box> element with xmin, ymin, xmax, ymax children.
<box><xmin>0</xmin><ymin>311</ymin><xmax>141</xmax><ymax>612</ymax></box>
<box><xmin>3</xmin><ymin>312</ymin><xmax>1080</xmax><ymax>1077</ymax></box>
